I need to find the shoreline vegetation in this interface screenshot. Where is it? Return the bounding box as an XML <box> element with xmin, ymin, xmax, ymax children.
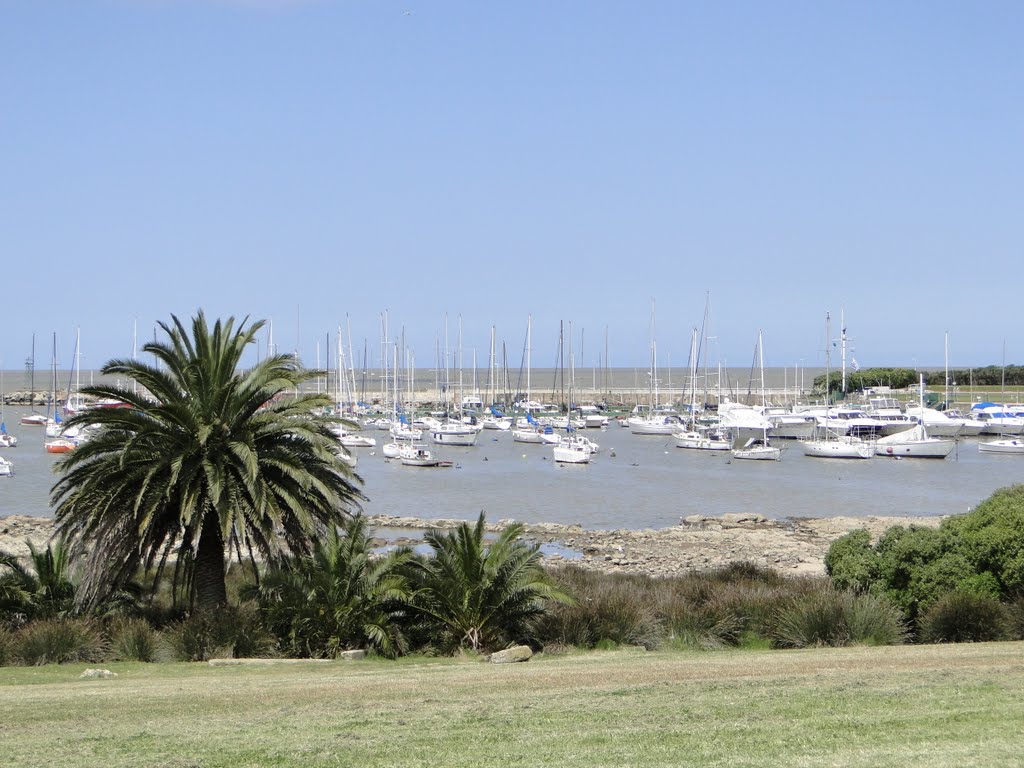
<box><xmin>0</xmin><ymin>512</ymin><xmax>945</xmax><ymax>577</ymax></box>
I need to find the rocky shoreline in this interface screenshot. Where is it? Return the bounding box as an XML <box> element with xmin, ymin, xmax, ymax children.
<box><xmin>0</xmin><ymin>513</ymin><xmax>945</xmax><ymax>577</ymax></box>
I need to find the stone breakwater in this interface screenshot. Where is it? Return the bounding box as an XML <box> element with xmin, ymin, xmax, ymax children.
<box><xmin>1</xmin><ymin>513</ymin><xmax>945</xmax><ymax>577</ymax></box>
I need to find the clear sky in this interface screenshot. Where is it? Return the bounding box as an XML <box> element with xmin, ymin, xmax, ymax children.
<box><xmin>2</xmin><ymin>1</ymin><xmax>1020</xmax><ymax>374</ymax></box>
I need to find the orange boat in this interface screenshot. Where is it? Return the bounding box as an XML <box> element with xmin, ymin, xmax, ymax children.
<box><xmin>44</xmin><ymin>438</ymin><xmax>76</xmax><ymax>454</ymax></box>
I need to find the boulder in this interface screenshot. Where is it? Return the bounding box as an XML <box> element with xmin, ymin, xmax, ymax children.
<box><xmin>339</xmin><ymin>650</ymin><xmax>367</xmax><ymax>661</ymax></box>
<box><xmin>79</xmin><ymin>668</ymin><xmax>117</xmax><ymax>679</ymax></box>
<box><xmin>488</xmin><ymin>645</ymin><xmax>533</xmax><ymax>664</ymax></box>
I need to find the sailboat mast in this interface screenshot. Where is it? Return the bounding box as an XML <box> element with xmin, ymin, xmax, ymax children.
<box><xmin>840</xmin><ymin>308</ymin><xmax>847</xmax><ymax>395</ymax></box>
<box><xmin>825</xmin><ymin>312</ymin><xmax>832</xmax><ymax>407</ymax></box>
<box><xmin>944</xmin><ymin>331</ymin><xmax>950</xmax><ymax>408</ymax></box>
<box><xmin>527</xmin><ymin>315</ymin><xmax>532</xmax><ymax>405</ymax></box>
<box><xmin>758</xmin><ymin>329</ymin><xmax>766</xmax><ymax>408</ymax></box>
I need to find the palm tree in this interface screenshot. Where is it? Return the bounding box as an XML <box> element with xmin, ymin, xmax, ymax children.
<box><xmin>0</xmin><ymin>538</ymin><xmax>76</xmax><ymax>625</ymax></box>
<box><xmin>252</xmin><ymin>515</ymin><xmax>414</xmax><ymax>658</ymax></box>
<box><xmin>411</xmin><ymin>513</ymin><xmax>573</xmax><ymax>652</ymax></box>
<box><xmin>51</xmin><ymin>312</ymin><xmax>363</xmax><ymax>612</ymax></box>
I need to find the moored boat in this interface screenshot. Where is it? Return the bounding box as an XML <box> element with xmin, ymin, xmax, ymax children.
<box><xmin>731</xmin><ymin>436</ymin><xmax>782</xmax><ymax>461</ymax></box>
<box><xmin>44</xmin><ymin>437</ymin><xmax>77</xmax><ymax>454</ymax></box>
<box><xmin>398</xmin><ymin>443</ymin><xmax>442</xmax><ymax>467</ymax></box>
<box><xmin>978</xmin><ymin>438</ymin><xmax>1024</xmax><ymax>455</ymax></box>
<box><xmin>874</xmin><ymin>425</ymin><xmax>955</xmax><ymax>459</ymax></box>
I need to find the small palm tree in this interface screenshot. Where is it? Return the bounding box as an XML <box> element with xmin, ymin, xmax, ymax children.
<box><xmin>51</xmin><ymin>312</ymin><xmax>363</xmax><ymax>612</ymax></box>
<box><xmin>252</xmin><ymin>515</ymin><xmax>414</xmax><ymax>658</ymax></box>
<box><xmin>0</xmin><ymin>538</ymin><xmax>77</xmax><ymax>625</ymax></box>
<box><xmin>411</xmin><ymin>513</ymin><xmax>572</xmax><ymax>652</ymax></box>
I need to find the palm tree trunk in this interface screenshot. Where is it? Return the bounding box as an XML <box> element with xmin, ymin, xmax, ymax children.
<box><xmin>193</xmin><ymin>512</ymin><xmax>228</xmax><ymax>610</ymax></box>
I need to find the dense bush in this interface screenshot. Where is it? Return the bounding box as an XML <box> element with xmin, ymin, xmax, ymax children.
<box><xmin>535</xmin><ymin>564</ymin><xmax>845</xmax><ymax>652</ymax></box>
<box><xmin>0</xmin><ymin>627</ymin><xmax>12</xmax><ymax>665</ymax></box>
<box><xmin>826</xmin><ymin>485</ymin><xmax>1024</xmax><ymax>631</ymax></box>
<box><xmin>109</xmin><ymin>617</ymin><xmax>161</xmax><ymax>662</ymax></box>
<box><xmin>162</xmin><ymin>606</ymin><xmax>275</xmax><ymax>662</ymax></box>
<box><xmin>12</xmin><ymin>618</ymin><xmax>107</xmax><ymax>665</ymax></box>
<box><xmin>535</xmin><ymin>568</ymin><xmax>661</xmax><ymax>650</ymax></box>
<box><xmin>773</xmin><ymin>589</ymin><xmax>907</xmax><ymax>648</ymax></box>
<box><xmin>918</xmin><ymin>593</ymin><xmax>1012</xmax><ymax>644</ymax></box>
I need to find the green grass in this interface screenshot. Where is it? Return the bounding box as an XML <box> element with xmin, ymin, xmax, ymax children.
<box><xmin>1</xmin><ymin>643</ymin><xmax>1023</xmax><ymax>767</ymax></box>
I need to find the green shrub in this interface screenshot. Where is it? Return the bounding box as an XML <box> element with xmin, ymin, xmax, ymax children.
<box><xmin>0</xmin><ymin>627</ymin><xmax>13</xmax><ymax>665</ymax></box>
<box><xmin>825</xmin><ymin>530</ymin><xmax>879</xmax><ymax>592</ymax></box>
<box><xmin>772</xmin><ymin>590</ymin><xmax>906</xmax><ymax>648</ymax></box>
<box><xmin>773</xmin><ymin>590</ymin><xmax>851</xmax><ymax>648</ymax></box>
<box><xmin>918</xmin><ymin>592</ymin><xmax>1012</xmax><ymax>644</ymax></box>
<box><xmin>109</xmin><ymin>618</ymin><xmax>160</xmax><ymax>662</ymax></box>
<box><xmin>1007</xmin><ymin>596</ymin><xmax>1024</xmax><ymax>641</ymax></box>
<box><xmin>827</xmin><ymin>486</ymin><xmax>1024</xmax><ymax>624</ymax></box>
<box><xmin>161</xmin><ymin>606</ymin><xmax>275</xmax><ymax>662</ymax></box>
<box><xmin>707</xmin><ymin>561</ymin><xmax>787</xmax><ymax>587</ymax></box>
<box><xmin>536</xmin><ymin>567</ymin><xmax>661</xmax><ymax>650</ymax></box>
<box><xmin>845</xmin><ymin>592</ymin><xmax>908</xmax><ymax>646</ymax></box>
<box><xmin>13</xmin><ymin>619</ymin><xmax>107</xmax><ymax>665</ymax></box>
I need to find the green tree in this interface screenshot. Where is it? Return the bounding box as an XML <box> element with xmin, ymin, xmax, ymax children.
<box><xmin>825</xmin><ymin>485</ymin><xmax>1024</xmax><ymax>625</ymax></box>
<box><xmin>0</xmin><ymin>539</ymin><xmax>76</xmax><ymax>626</ymax></box>
<box><xmin>51</xmin><ymin>312</ymin><xmax>363</xmax><ymax>612</ymax></box>
<box><xmin>251</xmin><ymin>515</ymin><xmax>414</xmax><ymax>658</ymax></box>
<box><xmin>410</xmin><ymin>513</ymin><xmax>573</xmax><ymax>652</ymax></box>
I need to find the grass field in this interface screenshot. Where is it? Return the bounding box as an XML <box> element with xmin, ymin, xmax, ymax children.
<box><xmin>1</xmin><ymin>643</ymin><xmax>1022</xmax><ymax>767</ymax></box>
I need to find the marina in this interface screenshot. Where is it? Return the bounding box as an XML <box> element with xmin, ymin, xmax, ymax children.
<box><xmin>1</xmin><ymin>398</ymin><xmax>1019</xmax><ymax>531</ymax></box>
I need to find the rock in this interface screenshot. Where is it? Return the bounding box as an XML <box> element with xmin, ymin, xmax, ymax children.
<box><xmin>339</xmin><ymin>650</ymin><xmax>367</xmax><ymax>661</ymax></box>
<box><xmin>681</xmin><ymin>515</ymin><xmax>706</xmax><ymax>526</ymax></box>
<box><xmin>488</xmin><ymin>645</ymin><xmax>533</xmax><ymax>664</ymax></box>
<box><xmin>721</xmin><ymin>513</ymin><xmax>768</xmax><ymax>524</ymax></box>
<box><xmin>80</xmin><ymin>668</ymin><xmax>117</xmax><ymax>679</ymax></box>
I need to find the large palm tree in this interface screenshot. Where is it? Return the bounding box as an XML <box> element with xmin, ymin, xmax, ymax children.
<box><xmin>411</xmin><ymin>513</ymin><xmax>573</xmax><ymax>652</ymax></box>
<box><xmin>51</xmin><ymin>312</ymin><xmax>363</xmax><ymax>612</ymax></box>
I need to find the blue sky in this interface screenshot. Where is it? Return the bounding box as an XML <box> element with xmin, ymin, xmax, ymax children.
<box><xmin>2</xmin><ymin>1</ymin><xmax>1020</xmax><ymax>373</ymax></box>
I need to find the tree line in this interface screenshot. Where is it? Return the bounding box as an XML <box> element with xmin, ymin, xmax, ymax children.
<box><xmin>813</xmin><ymin>365</ymin><xmax>1024</xmax><ymax>395</ymax></box>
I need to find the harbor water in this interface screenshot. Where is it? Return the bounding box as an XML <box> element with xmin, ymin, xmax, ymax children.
<box><xmin>0</xmin><ymin>404</ymin><xmax>1018</xmax><ymax>530</ymax></box>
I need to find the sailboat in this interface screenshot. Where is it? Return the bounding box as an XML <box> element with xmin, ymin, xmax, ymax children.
<box><xmin>730</xmin><ymin>331</ymin><xmax>782</xmax><ymax>461</ymax></box>
<box><xmin>44</xmin><ymin>334</ymin><xmax>77</xmax><ymax>454</ymax></box>
<box><xmin>20</xmin><ymin>333</ymin><xmax>48</xmax><ymax>427</ymax></box>
<box><xmin>431</xmin><ymin>315</ymin><xmax>479</xmax><ymax>446</ymax></box>
<box><xmin>874</xmin><ymin>375</ymin><xmax>955</xmax><ymax>459</ymax></box>
<box><xmin>553</xmin><ymin>322</ymin><xmax>591</xmax><ymax>464</ymax></box>
<box><xmin>674</xmin><ymin>327</ymin><xmax>730</xmax><ymax>451</ymax></box>
<box><xmin>629</xmin><ymin>303</ymin><xmax>678</xmax><ymax>435</ymax></box>
<box><xmin>802</xmin><ymin>313</ymin><xmax>873</xmax><ymax>459</ymax></box>
<box><xmin>0</xmin><ymin>368</ymin><xmax>17</xmax><ymax>448</ymax></box>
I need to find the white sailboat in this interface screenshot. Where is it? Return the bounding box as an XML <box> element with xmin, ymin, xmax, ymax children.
<box><xmin>629</xmin><ymin>303</ymin><xmax>678</xmax><ymax>435</ymax></box>
<box><xmin>0</xmin><ymin>367</ymin><xmax>17</xmax><ymax>448</ymax></box>
<box><xmin>731</xmin><ymin>331</ymin><xmax>782</xmax><ymax>461</ymax></box>
<box><xmin>553</xmin><ymin>322</ymin><xmax>591</xmax><ymax>464</ymax></box>
<box><xmin>674</xmin><ymin>327</ymin><xmax>730</xmax><ymax>451</ymax></box>
<box><xmin>802</xmin><ymin>313</ymin><xmax>873</xmax><ymax>459</ymax></box>
<box><xmin>874</xmin><ymin>376</ymin><xmax>955</xmax><ymax>459</ymax></box>
<box><xmin>978</xmin><ymin>438</ymin><xmax>1024</xmax><ymax>455</ymax></box>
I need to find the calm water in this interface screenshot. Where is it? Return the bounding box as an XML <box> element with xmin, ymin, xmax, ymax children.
<box><xmin>1</xmin><ymin>404</ymin><xmax>1019</xmax><ymax>529</ymax></box>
